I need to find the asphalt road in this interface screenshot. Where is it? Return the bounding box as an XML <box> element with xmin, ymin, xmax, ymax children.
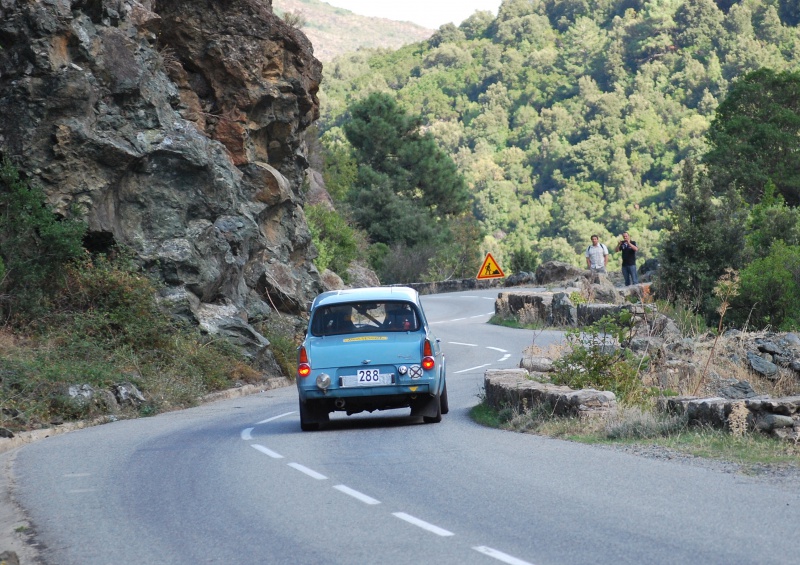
<box><xmin>8</xmin><ymin>288</ymin><xmax>800</xmax><ymax>564</ymax></box>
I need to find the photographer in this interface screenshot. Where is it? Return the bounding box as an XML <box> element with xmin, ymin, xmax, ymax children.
<box><xmin>616</xmin><ymin>232</ymin><xmax>639</xmax><ymax>286</ymax></box>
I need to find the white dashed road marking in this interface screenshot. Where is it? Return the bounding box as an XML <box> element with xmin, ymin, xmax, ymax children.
<box><xmin>392</xmin><ymin>512</ymin><xmax>454</xmax><ymax>537</ymax></box>
<box><xmin>257</xmin><ymin>411</ymin><xmax>295</xmax><ymax>424</ymax></box>
<box><xmin>288</xmin><ymin>462</ymin><xmax>327</xmax><ymax>480</ymax></box>
<box><xmin>251</xmin><ymin>444</ymin><xmax>283</xmax><ymax>459</ymax></box>
<box><xmin>487</xmin><ymin>346</ymin><xmax>507</xmax><ymax>353</ymax></box>
<box><xmin>453</xmin><ymin>364</ymin><xmax>491</xmax><ymax>374</ymax></box>
<box><xmin>473</xmin><ymin>546</ymin><xmax>535</xmax><ymax>565</ymax></box>
<box><xmin>334</xmin><ymin>485</ymin><xmax>381</xmax><ymax>505</ymax></box>
<box><xmin>449</xmin><ymin>341</ymin><xmax>477</xmax><ymax>347</ymax></box>
<box><xmin>241</xmin><ymin>427</ymin><xmax>253</xmax><ymax>440</ymax></box>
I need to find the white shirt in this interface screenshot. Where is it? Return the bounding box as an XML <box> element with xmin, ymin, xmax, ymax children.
<box><xmin>586</xmin><ymin>243</ymin><xmax>608</xmax><ymax>269</ymax></box>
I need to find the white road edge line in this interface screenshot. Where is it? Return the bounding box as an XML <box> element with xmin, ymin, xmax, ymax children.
<box><xmin>473</xmin><ymin>546</ymin><xmax>534</xmax><ymax>565</ymax></box>
<box><xmin>454</xmin><ymin>364</ymin><xmax>490</xmax><ymax>374</ymax></box>
<box><xmin>449</xmin><ymin>341</ymin><xmax>478</xmax><ymax>347</ymax></box>
<box><xmin>451</xmin><ymin>317</ymin><xmax>467</xmax><ymax>321</ymax></box>
<box><xmin>333</xmin><ymin>485</ymin><xmax>381</xmax><ymax>505</ymax></box>
<box><xmin>257</xmin><ymin>411</ymin><xmax>296</xmax><ymax>424</ymax></box>
<box><xmin>251</xmin><ymin>444</ymin><xmax>283</xmax><ymax>459</ymax></box>
<box><xmin>487</xmin><ymin>346</ymin><xmax>508</xmax><ymax>352</ymax></box>
<box><xmin>470</xmin><ymin>314</ymin><xmax>486</xmax><ymax>318</ymax></box>
<box><xmin>392</xmin><ymin>512</ymin><xmax>454</xmax><ymax>537</ymax></box>
<box><xmin>482</xmin><ymin>297</ymin><xmax>495</xmax><ymax>300</ymax></box>
<box><xmin>288</xmin><ymin>462</ymin><xmax>328</xmax><ymax>480</ymax></box>
<box><xmin>241</xmin><ymin>428</ymin><xmax>253</xmax><ymax>440</ymax></box>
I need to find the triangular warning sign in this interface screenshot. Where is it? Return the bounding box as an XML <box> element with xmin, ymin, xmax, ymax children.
<box><xmin>476</xmin><ymin>252</ymin><xmax>505</xmax><ymax>280</ymax></box>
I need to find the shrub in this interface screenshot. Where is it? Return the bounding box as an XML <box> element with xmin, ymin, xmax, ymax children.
<box><xmin>729</xmin><ymin>241</ymin><xmax>800</xmax><ymax>330</ymax></box>
<box><xmin>0</xmin><ymin>250</ymin><xmax>262</xmax><ymax>430</ymax></box>
<box><xmin>509</xmin><ymin>246</ymin><xmax>539</xmax><ymax>274</ymax></box>
<box><xmin>0</xmin><ymin>158</ymin><xmax>86</xmax><ymax>322</ymax></box>
<box><xmin>306</xmin><ymin>204</ymin><xmax>360</xmax><ymax>281</ymax></box>
<box><xmin>551</xmin><ymin>313</ymin><xmax>650</xmax><ymax>406</ymax></box>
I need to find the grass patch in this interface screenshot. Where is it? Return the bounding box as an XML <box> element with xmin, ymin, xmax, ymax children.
<box><xmin>471</xmin><ymin>400</ymin><xmax>800</xmax><ymax>469</ymax></box>
<box><xmin>0</xmin><ymin>253</ymin><xmax>273</xmax><ymax>432</ymax></box>
<box><xmin>488</xmin><ymin>314</ymin><xmax>545</xmax><ymax>330</ymax></box>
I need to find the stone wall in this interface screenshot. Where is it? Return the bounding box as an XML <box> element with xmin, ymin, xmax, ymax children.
<box><xmin>494</xmin><ymin>286</ymin><xmax>800</xmax><ymax>442</ymax></box>
<box><xmin>484</xmin><ymin>369</ymin><xmax>616</xmax><ymax>418</ymax></box>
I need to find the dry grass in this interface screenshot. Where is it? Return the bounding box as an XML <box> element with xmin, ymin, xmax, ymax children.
<box><xmin>728</xmin><ymin>401</ymin><xmax>750</xmax><ymax>437</ymax></box>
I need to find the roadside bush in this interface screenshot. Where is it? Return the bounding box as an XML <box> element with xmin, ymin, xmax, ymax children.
<box><xmin>551</xmin><ymin>313</ymin><xmax>651</xmax><ymax>406</ymax></box>
<box><xmin>0</xmin><ymin>249</ymin><xmax>262</xmax><ymax>431</ymax></box>
<box><xmin>49</xmin><ymin>252</ymin><xmax>173</xmax><ymax>349</ymax></box>
<box><xmin>509</xmin><ymin>246</ymin><xmax>539</xmax><ymax>274</ymax></box>
<box><xmin>306</xmin><ymin>203</ymin><xmax>360</xmax><ymax>281</ymax></box>
<box><xmin>0</xmin><ymin>158</ymin><xmax>86</xmax><ymax>323</ymax></box>
<box><xmin>728</xmin><ymin>241</ymin><xmax>800</xmax><ymax>330</ymax></box>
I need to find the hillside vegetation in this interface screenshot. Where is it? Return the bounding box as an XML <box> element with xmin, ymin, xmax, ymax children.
<box><xmin>315</xmin><ymin>0</ymin><xmax>800</xmax><ymax>284</ymax></box>
<box><xmin>273</xmin><ymin>0</ymin><xmax>433</xmax><ymax>61</ymax></box>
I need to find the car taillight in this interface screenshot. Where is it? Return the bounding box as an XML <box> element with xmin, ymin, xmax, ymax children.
<box><xmin>422</xmin><ymin>339</ymin><xmax>435</xmax><ymax>371</ymax></box>
<box><xmin>297</xmin><ymin>346</ymin><xmax>311</xmax><ymax>378</ymax></box>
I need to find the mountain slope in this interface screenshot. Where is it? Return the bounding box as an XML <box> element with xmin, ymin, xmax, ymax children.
<box><xmin>318</xmin><ymin>0</ymin><xmax>800</xmax><ymax>267</ymax></box>
<box><xmin>273</xmin><ymin>0</ymin><xmax>433</xmax><ymax>61</ymax></box>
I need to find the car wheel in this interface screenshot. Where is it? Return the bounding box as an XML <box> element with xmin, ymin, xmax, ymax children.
<box><xmin>422</xmin><ymin>394</ymin><xmax>442</xmax><ymax>424</ymax></box>
<box><xmin>299</xmin><ymin>399</ymin><xmax>320</xmax><ymax>431</ymax></box>
<box><xmin>440</xmin><ymin>382</ymin><xmax>449</xmax><ymax>415</ymax></box>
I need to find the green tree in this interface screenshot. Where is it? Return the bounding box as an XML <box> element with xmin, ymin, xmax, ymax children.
<box><xmin>729</xmin><ymin>242</ymin><xmax>800</xmax><ymax>330</ymax></box>
<box><xmin>306</xmin><ymin>204</ymin><xmax>361</xmax><ymax>282</ymax></box>
<box><xmin>745</xmin><ymin>180</ymin><xmax>800</xmax><ymax>259</ymax></box>
<box><xmin>705</xmin><ymin>68</ymin><xmax>800</xmax><ymax>205</ymax></box>
<box><xmin>321</xmin><ymin>141</ymin><xmax>357</xmax><ymax>203</ymax></box>
<box><xmin>655</xmin><ymin>160</ymin><xmax>746</xmax><ymax>316</ymax></box>
<box><xmin>343</xmin><ymin>93</ymin><xmax>471</xmax><ymax>247</ymax></box>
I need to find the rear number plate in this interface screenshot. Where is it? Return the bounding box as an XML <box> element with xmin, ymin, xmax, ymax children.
<box><xmin>341</xmin><ymin>370</ymin><xmax>394</xmax><ymax>387</ymax></box>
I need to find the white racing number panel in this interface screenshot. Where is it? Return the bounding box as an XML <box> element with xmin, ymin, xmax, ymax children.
<box><xmin>340</xmin><ymin>370</ymin><xmax>395</xmax><ymax>387</ymax></box>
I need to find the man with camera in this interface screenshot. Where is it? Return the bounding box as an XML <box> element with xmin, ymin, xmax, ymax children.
<box><xmin>616</xmin><ymin>232</ymin><xmax>639</xmax><ymax>286</ymax></box>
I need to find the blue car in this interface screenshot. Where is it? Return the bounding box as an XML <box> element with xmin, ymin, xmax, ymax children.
<box><xmin>296</xmin><ymin>286</ymin><xmax>448</xmax><ymax>431</ymax></box>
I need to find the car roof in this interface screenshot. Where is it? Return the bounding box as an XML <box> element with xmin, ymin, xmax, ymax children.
<box><xmin>310</xmin><ymin>286</ymin><xmax>420</xmax><ymax>311</ymax></box>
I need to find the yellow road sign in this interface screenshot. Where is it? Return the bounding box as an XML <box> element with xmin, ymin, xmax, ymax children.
<box><xmin>477</xmin><ymin>252</ymin><xmax>505</xmax><ymax>280</ymax></box>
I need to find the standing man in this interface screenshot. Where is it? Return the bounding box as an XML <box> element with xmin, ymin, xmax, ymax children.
<box><xmin>585</xmin><ymin>235</ymin><xmax>609</xmax><ymax>274</ymax></box>
<box><xmin>616</xmin><ymin>232</ymin><xmax>639</xmax><ymax>286</ymax></box>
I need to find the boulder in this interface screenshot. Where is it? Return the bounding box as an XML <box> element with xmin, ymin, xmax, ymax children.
<box><xmin>535</xmin><ymin>261</ymin><xmax>586</xmax><ymax>285</ymax></box>
<box><xmin>747</xmin><ymin>352</ymin><xmax>779</xmax><ymax>380</ymax></box>
<box><xmin>551</xmin><ymin>292</ymin><xmax>577</xmax><ymax>326</ymax></box>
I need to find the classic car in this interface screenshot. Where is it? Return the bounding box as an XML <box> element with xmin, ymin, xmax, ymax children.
<box><xmin>296</xmin><ymin>286</ymin><xmax>448</xmax><ymax>431</ymax></box>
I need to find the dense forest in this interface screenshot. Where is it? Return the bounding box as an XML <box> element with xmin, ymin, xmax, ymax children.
<box><xmin>307</xmin><ymin>0</ymin><xmax>800</xmax><ymax>328</ymax></box>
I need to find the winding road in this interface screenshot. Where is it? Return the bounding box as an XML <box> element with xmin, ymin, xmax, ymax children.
<box><xmin>7</xmin><ymin>288</ymin><xmax>800</xmax><ymax>564</ymax></box>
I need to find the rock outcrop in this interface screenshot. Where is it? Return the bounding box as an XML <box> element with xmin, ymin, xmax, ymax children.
<box><xmin>0</xmin><ymin>0</ymin><xmax>324</xmax><ymax>367</ymax></box>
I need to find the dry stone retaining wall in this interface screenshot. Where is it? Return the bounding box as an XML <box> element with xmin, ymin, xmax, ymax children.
<box><xmin>484</xmin><ymin>369</ymin><xmax>616</xmax><ymax>419</ymax></box>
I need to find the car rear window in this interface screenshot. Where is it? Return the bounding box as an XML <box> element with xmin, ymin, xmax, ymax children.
<box><xmin>310</xmin><ymin>301</ymin><xmax>420</xmax><ymax>336</ymax></box>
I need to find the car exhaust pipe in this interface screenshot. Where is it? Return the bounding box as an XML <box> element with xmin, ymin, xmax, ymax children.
<box><xmin>335</xmin><ymin>399</ymin><xmax>346</xmax><ymax>409</ymax></box>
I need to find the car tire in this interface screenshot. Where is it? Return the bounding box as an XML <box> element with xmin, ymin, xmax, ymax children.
<box><xmin>422</xmin><ymin>394</ymin><xmax>442</xmax><ymax>424</ymax></box>
<box><xmin>440</xmin><ymin>382</ymin><xmax>449</xmax><ymax>415</ymax></box>
<box><xmin>299</xmin><ymin>399</ymin><xmax>321</xmax><ymax>431</ymax></box>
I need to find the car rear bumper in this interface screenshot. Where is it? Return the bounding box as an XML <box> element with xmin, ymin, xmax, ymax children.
<box><xmin>299</xmin><ymin>385</ymin><xmax>438</xmax><ymax>416</ymax></box>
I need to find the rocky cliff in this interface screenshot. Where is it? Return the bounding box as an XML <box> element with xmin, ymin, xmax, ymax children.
<box><xmin>0</xmin><ymin>0</ymin><xmax>324</xmax><ymax>364</ymax></box>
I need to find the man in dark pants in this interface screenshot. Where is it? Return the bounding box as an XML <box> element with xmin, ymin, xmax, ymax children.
<box><xmin>616</xmin><ymin>232</ymin><xmax>639</xmax><ymax>286</ymax></box>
